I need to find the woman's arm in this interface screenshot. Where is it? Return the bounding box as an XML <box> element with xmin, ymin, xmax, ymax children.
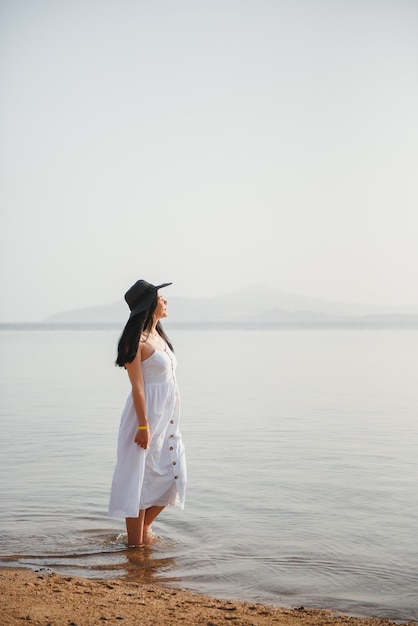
<box><xmin>125</xmin><ymin>345</ymin><xmax>150</xmax><ymax>449</ymax></box>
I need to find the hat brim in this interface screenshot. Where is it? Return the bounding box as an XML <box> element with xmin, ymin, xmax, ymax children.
<box><xmin>128</xmin><ymin>282</ymin><xmax>172</xmax><ymax>318</ymax></box>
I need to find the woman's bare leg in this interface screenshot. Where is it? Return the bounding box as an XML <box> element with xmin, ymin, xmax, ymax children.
<box><xmin>143</xmin><ymin>506</ymin><xmax>165</xmax><ymax>543</ymax></box>
<box><xmin>126</xmin><ymin>509</ymin><xmax>145</xmax><ymax>547</ymax></box>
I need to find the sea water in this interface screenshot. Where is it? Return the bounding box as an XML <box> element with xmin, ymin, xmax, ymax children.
<box><xmin>0</xmin><ymin>326</ymin><xmax>417</xmax><ymax>621</ymax></box>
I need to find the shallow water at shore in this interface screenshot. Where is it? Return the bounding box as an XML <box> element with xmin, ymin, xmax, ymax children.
<box><xmin>0</xmin><ymin>327</ymin><xmax>417</xmax><ymax>621</ymax></box>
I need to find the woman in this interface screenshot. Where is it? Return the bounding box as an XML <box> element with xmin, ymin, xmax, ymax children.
<box><xmin>108</xmin><ymin>279</ymin><xmax>186</xmax><ymax>546</ymax></box>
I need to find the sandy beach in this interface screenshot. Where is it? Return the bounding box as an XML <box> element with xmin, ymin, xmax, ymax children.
<box><xmin>1</xmin><ymin>568</ymin><xmax>415</xmax><ymax>626</ymax></box>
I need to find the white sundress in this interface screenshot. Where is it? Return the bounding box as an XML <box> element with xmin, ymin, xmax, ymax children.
<box><xmin>108</xmin><ymin>346</ymin><xmax>186</xmax><ymax>518</ymax></box>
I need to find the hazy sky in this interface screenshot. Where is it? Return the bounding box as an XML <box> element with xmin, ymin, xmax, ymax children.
<box><xmin>1</xmin><ymin>0</ymin><xmax>417</xmax><ymax>321</ymax></box>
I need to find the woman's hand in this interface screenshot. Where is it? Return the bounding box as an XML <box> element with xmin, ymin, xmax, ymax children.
<box><xmin>135</xmin><ymin>427</ymin><xmax>149</xmax><ymax>449</ymax></box>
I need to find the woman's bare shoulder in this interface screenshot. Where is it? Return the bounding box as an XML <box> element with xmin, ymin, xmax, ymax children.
<box><xmin>139</xmin><ymin>336</ymin><xmax>155</xmax><ymax>361</ymax></box>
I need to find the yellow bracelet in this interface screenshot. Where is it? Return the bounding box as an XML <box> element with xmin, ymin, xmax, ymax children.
<box><xmin>137</xmin><ymin>425</ymin><xmax>149</xmax><ymax>431</ymax></box>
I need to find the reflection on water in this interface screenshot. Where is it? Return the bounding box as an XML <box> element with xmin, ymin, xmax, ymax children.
<box><xmin>0</xmin><ymin>530</ymin><xmax>180</xmax><ymax>585</ymax></box>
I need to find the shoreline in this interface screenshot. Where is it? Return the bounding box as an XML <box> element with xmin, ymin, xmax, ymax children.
<box><xmin>1</xmin><ymin>568</ymin><xmax>415</xmax><ymax>626</ymax></box>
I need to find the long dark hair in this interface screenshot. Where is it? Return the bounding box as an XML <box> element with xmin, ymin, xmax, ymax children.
<box><xmin>115</xmin><ymin>293</ymin><xmax>173</xmax><ymax>367</ymax></box>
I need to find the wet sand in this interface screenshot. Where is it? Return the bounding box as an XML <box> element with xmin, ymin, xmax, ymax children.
<box><xmin>1</xmin><ymin>568</ymin><xmax>415</xmax><ymax>626</ymax></box>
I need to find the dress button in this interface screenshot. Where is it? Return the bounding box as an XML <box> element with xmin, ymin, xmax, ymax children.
<box><xmin>169</xmin><ymin>446</ymin><xmax>173</xmax><ymax>451</ymax></box>
<box><xmin>172</xmin><ymin>461</ymin><xmax>176</xmax><ymax>465</ymax></box>
<box><xmin>174</xmin><ymin>475</ymin><xmax>178</xmax><ymax>480</ymax></box>
<box><xmin>170</xmin><ymin>420</ymin><xmax>174</xmax><ymax>424</ymax></box>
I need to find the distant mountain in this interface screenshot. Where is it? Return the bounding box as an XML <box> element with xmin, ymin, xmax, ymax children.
<box><xmin>44</xmin><ymin>284</ymin><xmax>418</xmax><ymax>325</ymax></box>
<box><xmin>45</xmin><ymin>300</ymin><xmax>127</xmax><ymax>324</ymax></box>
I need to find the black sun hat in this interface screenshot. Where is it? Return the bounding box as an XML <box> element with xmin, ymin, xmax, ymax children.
<box><xmin>124</xmin><ymin>280</ymin><xmax>172</xmax><ymax>318</ymax></box>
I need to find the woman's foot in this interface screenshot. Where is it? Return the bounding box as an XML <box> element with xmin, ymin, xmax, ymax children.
<box><xmin>143</xmin><ymin>526</ymin><xmax>158</xmax><ymax>544</ymax></box>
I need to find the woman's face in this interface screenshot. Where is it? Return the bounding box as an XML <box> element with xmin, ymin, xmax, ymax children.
<box><xmin>154</xmin><ymin>291</ymin><xmax>168</xmax><ymax>320</ymax></box>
